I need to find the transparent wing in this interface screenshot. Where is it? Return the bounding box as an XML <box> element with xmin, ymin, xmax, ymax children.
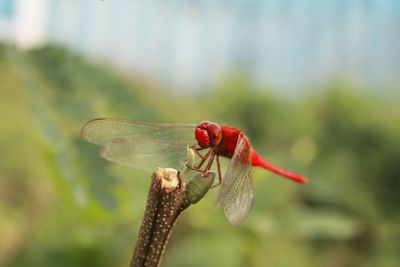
<box><xmin>81</xmin><ymin>118</ymin><xmax>196</xmax><ymax>145</ymax></box>
<box><xmin>217</xmin><ymin>135</ymin><xmax>254</xmax><ymax>225</ymax></box>
<box><xmin>100</xmin><ymin>136</ymin><xmax>193</xmax><ymax>171</ymax></box>
<box><xmin>81</xmin><ymin>118</ymin><xmax>197</xmax><ymax>171</ymax></box>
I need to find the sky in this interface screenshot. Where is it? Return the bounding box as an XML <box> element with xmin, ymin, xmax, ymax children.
<box><xmin>1</xmin><ymin>0</ymin><xmax>399</xmax><ymax>92</ymax></box>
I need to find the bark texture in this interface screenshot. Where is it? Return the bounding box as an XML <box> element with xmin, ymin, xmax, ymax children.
<box><xmin>130</xmin><ymin>168</ymin><xmax>190</xmax><ymax>267</ymax></box>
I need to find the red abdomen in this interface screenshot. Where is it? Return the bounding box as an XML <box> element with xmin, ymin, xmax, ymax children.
<box><xmin>216</xmin><ymin>125</ymin><xmax>307</xmax><ymax>184</ymax></box>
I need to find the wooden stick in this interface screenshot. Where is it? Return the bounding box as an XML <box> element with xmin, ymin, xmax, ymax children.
<box><xmin>130</xmin><ymin>168</ymin><xmax>190</xmax><ymax>267</ymax></box>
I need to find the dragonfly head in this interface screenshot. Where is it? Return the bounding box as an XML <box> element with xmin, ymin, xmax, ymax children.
<box><xmin>195</xmin><ymin>121</ymin><xmax>222</xmax><ymax>148</ymax></box>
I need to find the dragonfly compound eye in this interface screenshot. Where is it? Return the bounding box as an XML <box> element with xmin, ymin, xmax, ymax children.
<box><xmin>206</xmin><ymin>122</ymin><xmax>222</xmax><ymax>146</ymax></box>
<box><xmin>195</xmin><ymin>126</ymin><xmax>210</xmax><ymax>148</ymax></box>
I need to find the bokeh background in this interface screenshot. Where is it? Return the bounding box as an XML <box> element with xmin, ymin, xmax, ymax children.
<box><xmin>1</xmin><ymin>1</ymin><xmax>399</xmax><ymax>267</ymax></box>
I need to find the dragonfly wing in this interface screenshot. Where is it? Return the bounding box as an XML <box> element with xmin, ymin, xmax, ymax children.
<box><xmin>217</xmin><ymin>135</ymin><xmax>254</xmax><ymax>225</ymax></box>
<box><xmin>81</xmin><ymin>118</ymin><xmax>197</xmax><ymax>170</ymax></box>
<box><xmin>101</xmin><ymin>136</ymin><xmax>190</xmax><ymax>171</ymax></box>
<box><xmin>81</xmin><ymin>118</ymin><xmax>196</xmax><ymax>146</ymax></box>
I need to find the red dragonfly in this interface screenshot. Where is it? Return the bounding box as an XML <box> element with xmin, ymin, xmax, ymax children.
<box><xmin>81</xmin><ymin>119</ymin><xmax>307</xmax><ymax>224</ymax></box>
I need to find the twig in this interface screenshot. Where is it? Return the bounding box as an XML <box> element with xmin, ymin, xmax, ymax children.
<box><xmin>130</xmin><ymin>168</ymin><xmax>191</xmax><ymax>267</ymax></box>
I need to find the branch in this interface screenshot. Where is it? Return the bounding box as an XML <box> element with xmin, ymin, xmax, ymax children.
<box><xmin>130</xmin><ymin>168</ymin><xmax>191</xmax><ymax>267</ymax></box>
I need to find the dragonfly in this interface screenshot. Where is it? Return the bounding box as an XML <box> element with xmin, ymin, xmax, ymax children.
<box><xmin>81</xmin><ymin>119</ymin><xmax>307</xmax><ymax>224</ymax></box>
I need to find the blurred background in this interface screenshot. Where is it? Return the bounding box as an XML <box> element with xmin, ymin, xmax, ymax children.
<box><xmin>1</xmin><ymin>1</ymin><xmax>399</xmax><ymax>267</ymax></box>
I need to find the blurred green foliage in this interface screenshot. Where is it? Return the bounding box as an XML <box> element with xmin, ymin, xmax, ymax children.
<box><xmin>0</xmin><ymin>44</ymin><xmax>399</xmax><ymax>267</ymax></box>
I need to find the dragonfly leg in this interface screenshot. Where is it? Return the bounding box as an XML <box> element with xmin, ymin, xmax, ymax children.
<box><xmin>193</xmin><ymin>148</ymin><xmax>213</xmax><ymax>169</ymax></box>
<box><xmin>185</xmin><ymin>148</ymin><xmax>215</xmax><ymax>174</ymax></box>
<box><xmin>185</xmin><ymin>163</ymin><xmax>207</xmax><ymax>174</ymax></box>
<box><xmin>210</xmin><ymin>155</ymin><xmax>222</xmax><ymax>188</ymax></box>
<box><xmin>203</xmin><ymin>153</ymin><xmax>216</xmax><ymax>173</ymax></box>
<box><xmin>190</xmin><ymin>146</ymin><xmax>207</xmax><ymax>160</ymax></box>
<box><xmin>189</xmin><ymin>145</ymin><xmax>206</xmax><ymax>151</ymax></box>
